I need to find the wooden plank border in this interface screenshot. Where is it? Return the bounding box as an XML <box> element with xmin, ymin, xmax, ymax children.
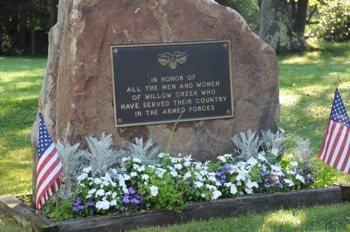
<box><xmin>0</xmin><ymin>187</ymin><xmax>345</xmax><ymax>232</ymax></box>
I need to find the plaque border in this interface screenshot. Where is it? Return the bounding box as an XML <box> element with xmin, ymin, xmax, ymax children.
<box><xmin>110</xmin><ymin>40</ymin><xmax>234</xmax><ymax>127</ymax></box>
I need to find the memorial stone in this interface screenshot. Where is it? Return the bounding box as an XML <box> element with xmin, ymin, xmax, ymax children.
<box><xmin>31</xmin><ymin>0</ymin><xmax>280</xmax><ymax>164</ymax></box>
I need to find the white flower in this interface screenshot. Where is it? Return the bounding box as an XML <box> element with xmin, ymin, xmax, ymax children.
<box><xmin>290</xmin><ymin>161</ymin><xmax>298</xmax><ymax>167</ymax></box>
<box><xmin>96</xmin><ymin>199</ymin><xmax>110</xmax><ymax>210</ymax></box>
<box><xmin>245</xmin><ymin>188</ymin><xmax>253</xmax><ymax>194</ymax></box>
<box><xmin>88</xmin><ymin>188</ymin><xmax>96</xmax><ymax>195</ymax></box>
<box><xmin>258</xmin><ymin>153</ymin><xmax>267</xmax><ymax>162</ymax></box>
<box><xmin>214</xmin><ymin>181</ymin><xmax>222</xmax><ymax>187</ymax></box>
<box><xmin>174</xmin><ymin>163</ymin><xmax>183</xmax><ymax>170</ymax></box>
<box><xmin>246</xmin><ymin>180</ymin><xmax>258</xmax><ymax>189</ymax></box>
<box><xmin>110</xmin><ymin>168</ymin><xmax>118</xmax><ymax>175</ymax></box>
<box><xmin>137</xmin><ymin>165</ymin><xmax>145</xmax><ymax>172</ymax></box>
<box><xmin>287</xmin><ymin>168</ymin><xmax>296</xmax><ymax>175</ymax></box>
<box><xmin>121</xmin><ymin>157</ymin><xmax>131</xmax><ymax>163</ymax></box>
<box><xmin>208</xmin><ymin>172</ymin><xmax>217</xmax><ymax>182</ymax></box>
<box><xmin>284</xmin><ymin>178</ymin><xmax>294</xmax><ymax>187</ymax></box>
<box><xmin>133</xmin><ymin>157</ymin><xmax>141</xmax><ymax>163</ymax></box>
<box><xmin>96</xmin><ymin>189</ymin><xmax>105</xmax><ymax>197</ymax></box>
<box><xmin>112</xmin><ymin>192</ymin><xmax>117</xmax><ymax>198</ymax></box>
<box><xmin>170</xmin><ymin>170</ymin><xmax>178</xmax><ymax>177</ymax></box>
<box><xmin>77</xmin><ymin>172</ymin><xmax>88</xmax><ymax>181</ymax></box>
<box><xmin>245</xmin><ymin>180</ymin><xmax>258</xmax><ymax>195</ymax></box>
<box><xmin>247</xmin><ymin>157</ymin><xmax>258</xmax><ymax>166</ymax></box>
<box><xmin>201</xmin><ymin>193</ymin><xmax>207</xmax><ymax>198</ymax></box>
<box><xmin>101</xmin><ymin>178</ymin><xmax>110</xmax><ymax>187</ymax></box>
<box><xmin>110</xmin><ymin>199</ymin><xmax>117</xmax><ymax>206</ymax></box>
<box><xmin>226</xmin><ymin>183</ymin><xmax>238</xmax><ymax>195</ymax></box>
<box><xmin>133</xmin><ymin>164</ymin><xmax>140</xmax><ymax>170</ymax></box>
<box><xmin>236</xmin><ymin>167</ymin><xmax>249</xmax><ymax>181</ymax></box>
<box><xmin>110</xmin><ymin>181</ymin><xmax>117</xmax><ymax>187</ymax></box>
<box><xmin>194</xmin><ymin>172</ymin><xmax>203</xmax><ymax>181</ymax></box>
<box><xmin>105</xmin><ymin>191</ymin><xmax>112</xmax><ymax>196</ymax></box>
<box><xmin>206</xmin><ymin>184</ymin><xmax>216</xmax><ymax>190</ymax></box>
<box><xmin>217</xmin><ymin>155</ymin><xmax>227</xmax><ymax>163</ymax></box>
<box><xmin>86</xmin><ymin>188</ymin><xmax>96</xmax><ymax>199</ymax></box>
<box><xmin>211</xmin><ymin>189</ymin><xmax>222</xmax><ymax>200</ymax></box>
<box><xmin>141</xmin><ymin>174</ymin><xmax>149</xmax><ymax>181</ymax></box>
<box><xmin>194</xmin><ymin>181</ymin><xmax>203</xmax><ymax>188</ymax></box>
<box><xmin>123</xmin><ymin>174</ymin><xmax>131</xmax><ymax>181</ymax></box>
<box><xmin>158</xmin><ymin>152</ymin><xmax>166</xmax><ymax>158</ymax></box>
<box><xmin>183</xmin><ymin>156</ymin><xmax>192</xmax><ymax>167</ymax></box>
<box><xmin>94</xmin><ymin>178</ymin><xmax>102</xmax><ymax>185</ymax></box>
<box><xmin>184</xmin><ymin>161</ymin><xmax>191</xmax><ymax>167</ymax></box>
<box><xmin>183</xmin><ymin>171</ymin><xmax>191</xmax><ymax>180</ymax></box>
<box><xmin>271</xmin><ymin>148</ymin><xmax>279</xmax><ymax>156</ymax></box>
<box><xmin>130</xmin><ymin>172</ymin><xmax>137</xmax><ymax>177</ymax></box>
<box><xmin>155</xmin><ymin>168</ymin><xmax>167</xmax><ymax>178</ymax></box>
<box><xmin>83</xmin><ymin>166</ymin><xmax>92</xmax><ymax>173</ymax></box>
<box><xmin>296</xmin><ymin>174</ymin><xmax>305</xmax><ymax>184</ymax></box>
<box><xmin>170</xmin><ymin>157</ymin><xmax>181</xmax><ymax>164</ymax></box>
<box><xmin>270</xmin><ymin>164</ymin><xmax>282</xmax><ymax>172</ymax></box>
<box><xmin>150</xmin><ymin>185</ymin><xmax>159</xmax><ymax>197</ymax></box>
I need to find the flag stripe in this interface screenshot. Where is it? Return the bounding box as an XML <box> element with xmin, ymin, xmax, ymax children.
<box><xmin>318</xmin><ymin>88</ymin><xmax>350</xmax><ymax>174</ymax></box>
<box><xmin>36</xmin><ymin>113</ymin><xmax>63</xmax><ymax>212</ymax></box>
<box><xmin>332</xmin><ymin>128</ymin><xmax>350</xmax><ymax>168</ymax></box>
<box><xmin>325</xmin><ymin>123</ymin><xmax>344</xmax><ymax>164</ymax></box>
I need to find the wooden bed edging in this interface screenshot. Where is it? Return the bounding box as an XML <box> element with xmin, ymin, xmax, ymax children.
<box><xmin>0</xmin><ymin>186</ymin><xmax>347</xmax><ymax>232</ymax></box>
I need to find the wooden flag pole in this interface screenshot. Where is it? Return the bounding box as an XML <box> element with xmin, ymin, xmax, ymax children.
<box><xmin>38</xmin><ymin>97</ymin><xmax>43</xmax><ymax>113</ymax></box>
<box><xmin>337</xmin><ymin>76</ymin><xmax>341</xmax><ymax>88</ymax></box>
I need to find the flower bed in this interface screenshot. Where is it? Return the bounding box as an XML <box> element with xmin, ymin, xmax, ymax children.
<box><xmin>0</xmin><ymin>186</ymin><xmax>347</xmax><ymax>231</ymax></box>
<box><xmin>39</xmin><ymin>132</ymin><xmax>332</xmax><ymax>222</ymax></box>
<box><xmin>1</xmin><ymin>131</ymin><xmax>340</xmax><ymax>231</ymax></box>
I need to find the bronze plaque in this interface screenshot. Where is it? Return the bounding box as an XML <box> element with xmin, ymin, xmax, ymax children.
<box><xmin>111</xmin><ymin>40</ymin><xmax>233</xmax><ymax>127</ymax></box>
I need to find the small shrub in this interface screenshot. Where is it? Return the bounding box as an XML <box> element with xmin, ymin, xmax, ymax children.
<box><xmin>317</xmin><ymin>0</ymin><xmax>350</xmax><ymax>42</ymax></box>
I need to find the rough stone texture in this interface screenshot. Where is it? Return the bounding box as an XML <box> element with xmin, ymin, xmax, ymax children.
<box><xmin>31</xmin><ymin>0</ymin><xmax>279</xmax><ymax>165</ymax></box>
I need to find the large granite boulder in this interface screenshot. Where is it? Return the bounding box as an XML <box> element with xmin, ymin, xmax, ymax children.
<box><xmin>31</xmin><ymin>0</ymin><xmax>279</xmax><ymax>163</ymax></box>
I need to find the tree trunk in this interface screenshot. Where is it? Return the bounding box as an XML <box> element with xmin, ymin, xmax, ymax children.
<box><xmin>30</xmin><ymin>28</ymin><xmax>36</xmax><ymax>56</ymax></box>
<box><xmin>259</xmin><ymin>0</ymin><xmax>308</xmax><ymax>53</ymax></box>
<box><xmin>294</xmin><ymin>0</ymin><xmax>308</xmax><ymax>36</ymax></box>
<box><xmin>19</xmin><ymin>1</ymin><xmax>28</xmax><ymax>48</ymax></box>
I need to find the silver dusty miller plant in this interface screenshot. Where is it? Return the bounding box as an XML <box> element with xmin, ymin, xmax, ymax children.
<box><xmin>291</xmin><ymin>137</ymin><xmax>313</xmax><ymax>163</ymax></box>
<box><xmin>56</xmin><ymin>139</ymin><xmax>84</xmax><ymax>199</ymax></box>
<box><xmin>260</xmin><ymin>129</ymin><xmax>285</xmax><ymax>163</ymax></box>
<box><xmin>231</xmin><ymin>129</ymin><xmax>261</xmax><ymax>161</ymax></box>
<box><xmin>260</xmin><ymin>130</ymin><xmax>285</xmax><ymax>154</ymax></box>
<box><xmin>84</xmin><ymin>132</ymin><xmax>125</xmax><ymax>176</ymax></box>
<box><xmin>231</xmin><ymin>129</ymin><xmax>286</xmax><ymax>163</ymax></box>
<box><xmin>128</xmin><ymin>137</ymin><xmax>160</xmax><ymax>165</ymax></box>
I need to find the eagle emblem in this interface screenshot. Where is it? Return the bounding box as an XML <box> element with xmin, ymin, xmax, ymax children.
<box><xmin>157</xmin><ymin>51</ymin><xmax>188</xmax><ymax>69</ymax></box>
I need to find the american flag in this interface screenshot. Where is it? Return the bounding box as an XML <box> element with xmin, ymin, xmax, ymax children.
<box><xmin>36</xmin><ymin>113</ymin><xmax>63</xmax><ymax>212</ymax></box>
<box><xmin>318</xmin><ymin>88</ymin><xmax>350</xmax><ymax>173</ymax></box>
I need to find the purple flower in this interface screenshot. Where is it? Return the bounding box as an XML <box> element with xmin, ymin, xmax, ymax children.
<box><xmin>122</xmin><ymin>196</ymin><xmax>130</xmax><ymax>204</ymax></box>
<box><xmin>86</xmin><ymin>201</ymin><xmax>96</xmax><ymax>207</ymax></box>
<box><xmin>128</xmin><ymin>187</ymin><xmax>136</xmax><ymax>195</ymax></box>
<box><xmin>130</xmin><ymin>198</ymin><xmax>141</xmax><ymax>204</ymax></box>
<box><xmin>75</xmin><ymin>196</ymin><xmax>83</xmax><ymax>204</ymax></box>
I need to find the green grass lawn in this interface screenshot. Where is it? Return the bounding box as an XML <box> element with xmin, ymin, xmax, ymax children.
<box><xmin>0</xmin><ymin>57</ymin><xmax>46</xmax><ymax>195</ymax></box>
<box><xmin>1</xmin><ymin>43</ymin><xmax>350</xmax><ymax>231</ymax></box>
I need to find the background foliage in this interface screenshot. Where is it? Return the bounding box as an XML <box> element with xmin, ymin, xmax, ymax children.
<box><xmin>317</xmin><ymin>0</ymin><xmax>350</xmax><ymax>42</ymax></box>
